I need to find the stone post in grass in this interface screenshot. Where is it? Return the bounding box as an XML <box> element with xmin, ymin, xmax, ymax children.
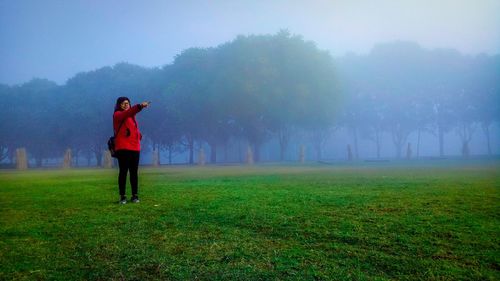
<box><xmin>246</xmin><ymin>146</ymin><xmax>254</xmax><ymax>165</ymax></box>
<box><xmin>198</xmin><ymin>148</ymin><xmax>205</xmax><ymax>166</ymax></box>
<box><xmin>299</xmin><ymin>145</ymin><xmax>305</xmax><ymax>163</ymax></box>
<box><xmin>62</xmin><ymin>148</ymin><xmax>72</xmax><ymax>169</ymax></box>
<box><xmin>16</xmin><ymin>148</ymin><xmax>28</xmax><ymax>170</ymax></box>
<box><xmin>103</xmin><ymin>150</ymin><xmax>113</xmax><ymax>168</ymax></box>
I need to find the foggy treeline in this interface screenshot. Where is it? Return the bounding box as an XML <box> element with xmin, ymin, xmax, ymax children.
<box><xmin>0</xmin><ymin>31</ymin><xmax>498</xmax><ymax>167</ymax></box>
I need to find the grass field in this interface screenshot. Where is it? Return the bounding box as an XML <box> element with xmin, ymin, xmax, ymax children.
<box><xmin>0</xmin><ymin>162</ymin><xmax>499</xmax><ymax>280</ymax></box>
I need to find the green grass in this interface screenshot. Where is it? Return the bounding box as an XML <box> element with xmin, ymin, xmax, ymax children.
<box><xmin>0</xmin><ymin>163</ymin><xmax>499</xmax><ymax>280</ymax></box>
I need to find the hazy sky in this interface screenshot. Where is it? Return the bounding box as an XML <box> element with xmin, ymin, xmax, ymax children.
<box><xmin>1</xmin><ymin>0</ymin><xmax>499</xmax><ymax>85</ymax></box>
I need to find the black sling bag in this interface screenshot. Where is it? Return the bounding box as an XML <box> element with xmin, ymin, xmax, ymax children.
<box><xmin>107</xmin><ymin>119</ymin><xmax>125</xmax><ymax>158</ymax></box>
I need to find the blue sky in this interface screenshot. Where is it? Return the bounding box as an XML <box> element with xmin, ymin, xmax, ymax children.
<box><xmin>1</xmin><ymin>0</ymin><xmax>499</xmax><ymax>85</ymax></box>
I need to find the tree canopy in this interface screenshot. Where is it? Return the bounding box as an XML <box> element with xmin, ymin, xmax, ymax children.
<box><xmin>0</xmin><ymin>35</ymin><xmax>498</xmax><ymax>166</ymax></box>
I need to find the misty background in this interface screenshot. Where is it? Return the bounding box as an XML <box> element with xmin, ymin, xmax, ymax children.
<box><xmin>0</xmin><ymin>0</ymin><xmax>499</xmax><ymax>167</ymax></box>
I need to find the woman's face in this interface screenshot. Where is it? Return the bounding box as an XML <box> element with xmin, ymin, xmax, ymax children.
<box><xmin>120</xmin><ymin>100</ymin><xmax>130</xmax><ymax>110</ymax></box>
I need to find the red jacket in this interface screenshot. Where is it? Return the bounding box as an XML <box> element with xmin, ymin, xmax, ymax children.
<box><xmin>113</xmin><ymin>104</ymin><xmax>144</xmax><ymax>152</ymax></box>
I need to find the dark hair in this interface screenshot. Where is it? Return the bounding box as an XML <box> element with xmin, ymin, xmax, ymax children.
<box><xmin>114</xmin><ymin>97</ymin><xmax>130</xmax><ymax>112</ymax></box>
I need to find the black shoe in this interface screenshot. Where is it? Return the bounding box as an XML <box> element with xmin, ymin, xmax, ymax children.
<box><xmin>131</xmin><ymin>195</ymin><xmax>140</xmax><ymax>203</ymax></box>
<box><xmin>119</xmin><ymin>196</ymin><xmax>127</xmax><ymax>204</ymax></box>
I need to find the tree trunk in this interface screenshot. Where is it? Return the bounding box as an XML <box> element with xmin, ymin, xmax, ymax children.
<box><xmin>391</xmin><ymin>125</ymin><xmax>409</xmax><ymax>159</ymax></box>
<box><xmin>159</xmin><ymin>145</ymin><xmax>162</xmax><ymax>165</ymax></box>
<box><xmin>406</xmin><ymin>143</ymin><xmax>412</xmax><ymax>159</ymax></box>
<box><xmin>94</xmin><ymin>150</ymin><xmax>102</xmax><ymax>167</ymax></box>
<box><xmin>36</xmin><ymin>156</ymin><xmax>43</xmax><ymax>167</ymax></box>
<box><xmin>347</xmin><ymin>144</ymin><xmax>353</xmax><ymax>161</ymax></box>
<box><xmin>482</xmin><ymin>123</ymin><xmax>491</xmax><ymax>156</ymax></box>
<box><xmin>313</xmin><ymin>140</ymin><xmax>321</xmax><ymax>161</ymax></box>
<box><xmin>461</xmin><ymin>141</ymin><xmax>470</xmax><ymax>158</ymax></box>
<box><xmin>458</xmin><ymin>123</ymin><xmax>474</xmax><ymax>158</ymax></box>
<box><xmin>278</xmin><ymin>129</ymin><xmax>289</xmax><ymax>162</ymax></box>
<box><xmin>312</xmin><ymin>130</ymin><xmax>328</xmax><ymax>162</ymax></box>
<box><xmin>238</xmin><ymin>140</ymin><xmax>242</xmax><ymax>163</ymax></box>
<box><xmin>9</xmin><ymin>149</ymin><xmax>15</xmax><ymax>164</ymax></box>
<box><xmin>156</xmin><ymin>144</ymin><xmax>161</xmax><ymax>166</ymax></box>
<box><xmin>395</xmin><ymin>141</ymin><xmax>403</xmax><ymax>159</ymax></box>
<box><xmin>0</xmin><ymin>145</ymin><xmax>7</xmax><ymax>163</ymax></box>
<box><xmin>438</xmin><ymin>127</ymin><xmax>445</xmax><ymax>157</ymax></box>
<box><xmin>75</xmin><ymin>152</ymin><xmax>79</xmax><ymax>167</ymax></box>
<box><xmin>416</xmin><ymin>129</ymin><xmax>421</xmax><ymax>158</ymax></box>
<box><xmin>279</xmin><ymin>144</ymin><xmax>287</xmax><ymax>162</ymax></box>
<box><xmin>254</xmin><ymin>143</ymin><xmax>260</xmax><ymax>163</ymax></box>
<box><xmin>210</xmin><ymin>142</ymin><xmax>217</xmax><ymax>164</ymax></box>
<box><xmin>188</xmin><ymin>136</ymin><xmax>194</xmax><ymax>165</ymax></box>
<box><xmin>224</xmin><ymin>143</ymin><xmax>228</xmax><ymax>163</ymax></box>
<box><xmin>392</xmin><ymin>129</ymin><xmax>400</xmax><ymax>159</ymax></box>
<box><xmin>353</xmin><ymin>128</ymin><xmax>359</xmax><ymax>160</ymax></box>
<box><xmin>84</xmin><ymin>150</ymin><xmax>91</xmax><ymax>166</ymax></box>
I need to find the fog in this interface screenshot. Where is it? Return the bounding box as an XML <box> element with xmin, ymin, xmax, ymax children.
<box><xmin>1</xmin><ymin>0</ymin><xmax>499</xmax><ymax>85</ymax></box>
<box><xmin>0</xmin><ymin>1</ymin><xmax>499</xmax><ymax>167</ymax></box>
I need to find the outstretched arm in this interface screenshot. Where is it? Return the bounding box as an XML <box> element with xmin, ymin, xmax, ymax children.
<box><xmin>114</xmin><ymin>102</ymin><xmax>150</xmax><ymax>122</ymax></box>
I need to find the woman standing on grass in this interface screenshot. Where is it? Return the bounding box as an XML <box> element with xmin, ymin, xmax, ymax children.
<box><xmin>113</xmin><ymin>97</ymin><xmax>150</xmax><ymax>204</ymax></box>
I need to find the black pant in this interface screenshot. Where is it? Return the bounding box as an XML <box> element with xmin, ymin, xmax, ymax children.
<box><xmin>116</xmin><ymin>150</ymin><xmax>140</xmax><ymax>196</ymax></box>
